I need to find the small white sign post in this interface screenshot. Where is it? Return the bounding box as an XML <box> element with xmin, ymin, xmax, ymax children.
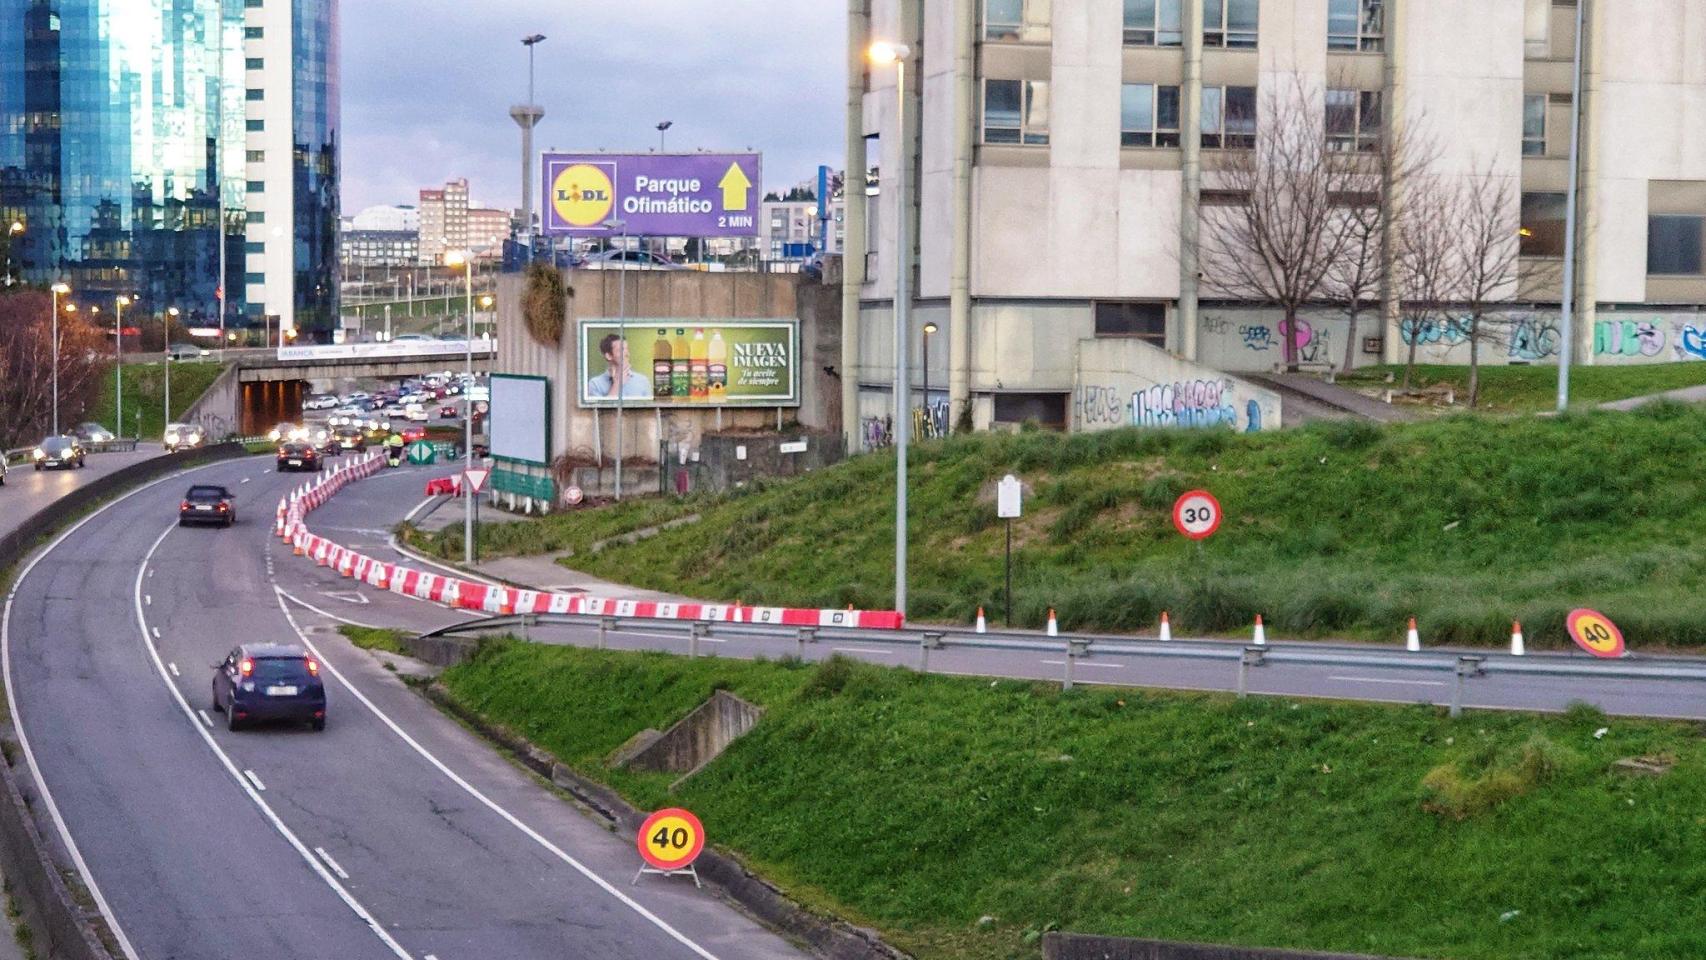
<box><xmin>998</xmin><ymin>475</ymin><xmax>1022</xmax><ymax>626</ymax></box>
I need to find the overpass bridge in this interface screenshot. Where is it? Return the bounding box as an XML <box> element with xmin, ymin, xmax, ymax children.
<box><xmin>185</xmin><ymin>341</ymin><xmax>496</xmax><ymax>437</ymax></box>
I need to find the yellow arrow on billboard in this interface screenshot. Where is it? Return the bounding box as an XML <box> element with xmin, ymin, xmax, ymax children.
<box><xmin>717</xmin><ymin>162</ymin><xmax>752</xmax><ymax>211</ymax></box>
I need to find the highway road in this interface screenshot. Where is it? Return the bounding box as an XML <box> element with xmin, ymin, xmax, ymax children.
<box><xmin>0</xmin><ymin>446</ymin><xmax>163</xmax><ymax>538</ymax></box>
<box><xmin>294</xmin><ymin>467</ymin><xmax>1706</xmax><ymax>722</ymax></box>
<box><xmin>2</xmin><ymin>454</ymin><xmax>809</xmax><ymax>960</ymax></box>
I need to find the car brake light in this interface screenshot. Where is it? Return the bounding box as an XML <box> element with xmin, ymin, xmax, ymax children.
<box><xmin>306</xmin><ymin>658</ymin><xmax>319</xmax><ymax>676</ymax></box>
<box><xmin>180</xmin><ymin>500</ymin><xmax>190</xmax><ymax>511</ymax></box>
<box><xmin>217</xmin><ymin>502</ymin><xmax>228</xmax><ymax>511</ymax></box>
<box><xmin>239</xmin><ymin>658</ymin><xmax>253</xmax><ymax>676</ymax></box>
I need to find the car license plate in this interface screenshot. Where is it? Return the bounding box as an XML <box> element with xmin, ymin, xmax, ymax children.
<box><xmin>265</xmin><ymin>685</ymin><xmax>299</xmax><ymax>697</ymax></box>
<box><xmin>195</xmin><ymin>505</ymin><xmax>212</xmax><ymax>511</ymax></box>
<box><xmin>288</xmin><ymin>459</ymin><xmax>302</xmax><ymax>466</ymax></box>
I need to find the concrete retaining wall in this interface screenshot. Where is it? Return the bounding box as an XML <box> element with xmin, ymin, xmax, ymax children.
<box><xmin>619</xmin><ymin>690</ymin><xmax>762</xmax><ymax>779</ymax></box>
<box><xmin>0</xmin><ymin>442</ymin><xmax>248</xmax><ymax>960</ymax></box>
<box><xmin>1042</xmin><ymin>933</ymin><xmax>1420</xmax><ymax>960</ymax></box>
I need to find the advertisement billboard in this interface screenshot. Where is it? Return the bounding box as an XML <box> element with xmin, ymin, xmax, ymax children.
<box><xmin>489</xmin><ymin>374</ymin><xmax>552</xmax><ymax>466</ymax></box>
<box><xmin>541</xmin><ymin>153</ymin><xmax>762</xmax><ymax>238</ymax></box>
<box><xmin>577</xmin><ymin>320</ymin><xmax>796</xmax><ymax>409</ymax></box>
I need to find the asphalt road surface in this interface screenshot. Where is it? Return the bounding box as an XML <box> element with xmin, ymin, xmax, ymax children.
<box><xmin>0</xmin><ymin>447</ymin><xmax>163</xmax><ymax>539</ymax></box>
<box><xmin>3</xmin><ymin>455</ymin><xmax>808</xmax><ymax>960</ymax></box>
<box><xmin>294</xmin><ymin>466</ymin><xmax>1706</xmax><ymax>722</ymax></box>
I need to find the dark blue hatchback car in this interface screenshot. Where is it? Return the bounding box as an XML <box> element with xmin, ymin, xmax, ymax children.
<box><xmin>211</xmin><ymin>643</ymin><xmax>327</xmax><ymax>731</ymax></box>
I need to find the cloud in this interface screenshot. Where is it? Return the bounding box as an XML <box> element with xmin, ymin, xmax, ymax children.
<box><xmin>340</xmin><ymin>1</ymin><xmax>844</xmax><ymax>213</ymax></box>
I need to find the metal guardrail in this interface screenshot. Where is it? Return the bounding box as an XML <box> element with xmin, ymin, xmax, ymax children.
<box><xmin>422</xmin><ymin>612</ymin><xmax>1706</xmax><ymax>718</ymax></box>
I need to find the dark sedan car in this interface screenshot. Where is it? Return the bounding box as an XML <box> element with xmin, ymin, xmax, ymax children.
<box><xmin>211</xmin><ymin>643</ymin><xmax>326</xmax><ymax>731</ymax></box>
<box><xmin>179</xmin><ymin>484</ymin><xmax>235</xmax><ymax>527</ymax></box>
<box><xmin>276</xmin><ymin>441</ymin><xmax>321</xmax><ymax>472</ymax></box>
<box><xmin>33</xmin><ymin>435</ymin><xmax>86</xmax><ymax>470</ymax></box>
<box><xmin>333</xmin><ymin>426</ymin><xmax>367</xmax><ymax>453</ymax></box>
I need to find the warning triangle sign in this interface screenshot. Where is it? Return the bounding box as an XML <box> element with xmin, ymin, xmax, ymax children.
<box><xmin>463</xmin><ymin>468</ymin><xmax>490</xmax><ymax>494</ymax></box>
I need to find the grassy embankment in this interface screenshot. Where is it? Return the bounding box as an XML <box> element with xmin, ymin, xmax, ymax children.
<box><xmin>436</xmin><ymin>641</ymin><xmax>1706</xmax><ymax>960</ymax></box>
<box><xmin>1339</xmin><ymin>362</ymin><xmax>1706</xmax><ymax>415</ymax></box>
<box><xmin>87</xmin><ymin>360</ymin><xmax>228</xmax><ymax>442</ymax></box>
<box><xmin>410</xmin><ymin>402</ymin><xmax>1706</xmax><ymax>649</ymax></box>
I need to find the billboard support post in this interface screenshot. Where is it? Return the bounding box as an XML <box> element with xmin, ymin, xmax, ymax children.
<box><xmin>603</xmin><ymin>217</ymin><xmax>630</xmax><ymax>500</ymax></box>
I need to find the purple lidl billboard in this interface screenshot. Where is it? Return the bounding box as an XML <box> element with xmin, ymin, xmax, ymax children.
<box><xmin>540</xmin><ymin>153</ymin><xmax>762</xmax><ymax>238</ymax></box>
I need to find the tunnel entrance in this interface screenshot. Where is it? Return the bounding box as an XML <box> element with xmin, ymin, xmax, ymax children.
<box><xmin>240</xmin><ymin>380</ymin><xmax>306</xmax><ymax>436</ymax></box>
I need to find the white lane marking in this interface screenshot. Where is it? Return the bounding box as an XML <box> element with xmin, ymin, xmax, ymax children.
<box><xmin>385</xmin><ymin>535</ymin><xmax>503</xmax><ymax>587</ymax></box>
<box><xmin>402</xmin><ymin>496</ymin><xmax>437</xmax><ymax>523</ymax></box>
<box><xmin>244</xmin><ymin>769</ymin><xmax>267</xmax><ymax>792</ymax></box>
<box><xmin>1040</xmin><ymin>660</ymin><xmax>1125</xmax><ymax>669</ymax></box>
<box><xmin>151</xmin><ymin>627</ymin><xmax>160</xmax><ymax>639</ymax></box>
<box><xmin>168</xmin><ymin>662</ymin><xmax>180</xmax><ymax>677</ymax></box>
<box><xmin>145</xmin><ymin>594</ymin><xmax>151</xmax><ymax>606</ymax></box>
<box><xmin>274</xmin><ymin>588</ymin><xmax>381</xmax><ymax>629</ymax></box>
<box><xmin>133</xmin><ymin>526</ymin><xmax>413</xmax><ymax>960</ymax></box>
<box><xmin>197</xmin><ymin>710</ymin><xmax>214</xmax><ymax>728</ymax></box>
<box><xmin>316</xmin><ymin>847</ymin><xmax>350</xmax><ymax>880</ymax></box>
<box><xmin>0</xmin><ymin>455</ymin><xmax>259</xmax><ymax>960</ymax></box>
<box><xmin>275</xmin><ymin>588</ymin><xmax>725</xmax><ymax>960</ymax></box>
<box><xmin>832</xmin><ymin>646</ymin><xmax>897</xmax><ymax>656</ymax></box>
<box><xmin>240</xmin><ymin>477</ymin><xmax>252</xmax><ymax>484</ymax></box>
<box><xmin>1328</xmin><ymin>675</ymin><xmax>1448</xmax><ymax>688</ymax></box>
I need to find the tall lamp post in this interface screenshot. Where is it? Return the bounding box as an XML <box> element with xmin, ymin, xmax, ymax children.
<box><xmin>445</xmin><ymin>250</ymin><xmax>477</xmax><ymax>564</ymax></box>
<box><xmin>601</xmin><ymin>217</ymin><xmax>630</xmax><ymax>500</ymax></box>
<box><xmin>1555</xmin><ymin>0</ymin><xmax>1587</xmax><ymax>412</ymax></box>
<box><xmin>921</xmin><ymin>321</ymin><xmax>938</xmax><ymax>437</ymax></box>
<box><xmin>869</xmin><ymin>39</ymin><xmax>913</xmax><ymax>615</ymax></box>
<box><xmin>49</xmin><ymin>283</ymin><xmax>70</xmax><ymax>435</ymax></box>
<box><xmin>5</xmin><ymin>221</ymin><xmax>22</xmax><ymax>287</ymax></box>
<box><xmin>114</xmin><ymin>296</ymin><xmax>130</xmax><ymax>437</ymax></box>
<box><xmin>164</xmin><ymin>306</ymin><xmax>180</xmax><ymax>435</ymax></box>
<box><xmin>479</xmin><ymin>294</ymin><xmax>495</xmax><ymax>341</ymax></box>
<box><xmin>656</xmin><ymin>120</ymin><xmax>672</xmax><ymax>153</ymax></box>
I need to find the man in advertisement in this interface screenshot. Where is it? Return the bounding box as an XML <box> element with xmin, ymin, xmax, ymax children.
<box><xmin>585</xmin><ymin>333</ymin><xmax>654</xmax><ymax>400</ymax></box>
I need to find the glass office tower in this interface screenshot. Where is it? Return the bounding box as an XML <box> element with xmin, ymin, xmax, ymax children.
<box><xmin>0</xmin><ymin>0</ymin><xmax>339</xmax><ymax>339</ymax></box>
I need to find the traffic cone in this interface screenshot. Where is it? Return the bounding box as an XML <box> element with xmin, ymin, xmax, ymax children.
<box><xmin>1253</xmin><ymin>614</ymin><xmax>1267</xmax><ymax>646</ymax></box>
<box><xmin>1159</xmin><ymin>611</ymin><xmax>1172</xmax><ymax>642</ymax></box>
<box><xmin>975</xmin><ymin>607</ymin><xmax>987</xmax><ymax>634</ymax></box>
<box><xmin>1406</xmin><ymin>617</ymin><xmax>1421</xmax><ymax>652</ymax></box>
<box><xmin>1510</xmin><ymin>620</ymin><xmax>1525</xmax><ymax>657</ymax></box>
<box><xmin>1046</xmin><ymin>608</ymin><xmax>1059</xmax><ymax>637</ymax></box>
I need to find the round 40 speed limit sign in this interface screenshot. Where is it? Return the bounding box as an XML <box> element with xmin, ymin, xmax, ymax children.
<box><xmin>1566</xmin><ymin>608</ymin><xmax>1626</xmax><ymax>659</ymax></box>
<box><xmin>1172</xmin><ymin>490</ymin><xmax>1223</xmax><ymax>541</ymax></box>
<box><xmin>637</xmin><ymin>807</ymin><xmax>706</xmax><ymax>872</ymax></box>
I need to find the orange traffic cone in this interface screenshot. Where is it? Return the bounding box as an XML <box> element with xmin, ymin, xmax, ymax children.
<box><xmin>975</xmin><ymin>607</ymin><xmax>987</xmax><ymax>634</ymax></box>
<box><xmin>1253</xmin><ymin>614</ymin><xmax>1267</xmax><ymax>646</ymax></box>
<box><xmin>1046</xmin><ymin>608</ymin><xmax>1059</xmax><ymax>637</ymax></box>
<box><xmin>1510</xmin><ymin>620</ymin><xmax>1525</xmax><ymax>657</ymax></box>
<box><xmin>1159</xmin><ymin>611</ymin><xmax>1172</xmax><ymax>642</ymax></box>
<box><xmin>1406</xmin><ymin>617</ymin><xmax>1421</xmax><ymax>652</ymax></box>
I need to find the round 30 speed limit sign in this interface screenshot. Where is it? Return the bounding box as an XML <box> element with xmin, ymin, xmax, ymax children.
<box><xmin>1172</xmin><ymin>490</ymin><xmax>1223</xmax><ymax>541</ymax></box>
<box><xmin>1566</xmin><ymin>608</ymin><xmax>1626</xmax><ymax>659</ymax></box>
<box><xmin>637</xmin><ymin>807</ymin><xmax>706</xmax><ymax>872</ymax></box>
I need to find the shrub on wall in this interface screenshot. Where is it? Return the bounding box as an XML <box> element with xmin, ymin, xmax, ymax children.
<box><xmin>523</xmin><ymin>262</ymin><xmax>569</xmax><ymax>347</ymax></box>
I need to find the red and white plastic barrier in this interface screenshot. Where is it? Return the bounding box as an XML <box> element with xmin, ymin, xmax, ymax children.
<box><xmin>276</xmin><ymin>453</ymin><xmax>905</xmax><ymax>630</ymax></box>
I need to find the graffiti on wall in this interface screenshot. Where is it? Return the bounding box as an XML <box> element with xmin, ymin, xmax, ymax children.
<box><xmin>1400</xmin><ymin>317</ymin><xmax>1471</xmax><ymax>347</ymax></box>
<box><xmin>1596</xmin><ymin>319</ymin><xmax>1665</xmax><ymax>358</ymax></box>
<box><xmin>1132</xmin><ymin>379</ymin><xmax>1259</xmax><ymax>432</ymax></box>
<box><xmin>1508</xmin><ymin>316</ymin><xmax>1561</xmax><ymax>361</ymax></box>
<box><xmin>1074</xmin><ymin>385</ymin><xmax>1128</xmax><ymax>429</ymax></box>
<box><xmin>1677</xmin><ymin>325</ymin><xmax>1706</xmax><ymax>361</ymax></box>
<box><xmin>1239</xmin><ymin>324</ymin><xmax>1274</xmax><ymax>351</ymax></box>
<box><xmin>913</xmin><ymin>401</ymin><xmax>950</xmax><ymax>439</ymax></box>
<box><xmin>862</xmin><ymin>415</ymin><xmax>893</xmax><ymax>451</ymax></box>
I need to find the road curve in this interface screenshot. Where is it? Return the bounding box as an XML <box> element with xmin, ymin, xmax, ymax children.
<box><xmin>0</xmin><ymin>447</ymin><xmax>164</xmax><ymax>540</ymax></box>
<box><xmin>3</xmin><ymin>455</ymin><xmax>807</xmax><ymax>960</ymax></box>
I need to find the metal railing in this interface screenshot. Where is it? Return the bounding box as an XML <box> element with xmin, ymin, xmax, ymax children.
<box><xmin>420</xmin><ymin>612</ymin><xmax>1706</xmax><ymax>718</ymax></box>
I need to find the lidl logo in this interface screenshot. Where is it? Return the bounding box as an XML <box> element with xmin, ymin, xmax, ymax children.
<box><xmin>551</xmin><ymin>163</ymin><xmax>616</xmax><ymax>228</ymax></box>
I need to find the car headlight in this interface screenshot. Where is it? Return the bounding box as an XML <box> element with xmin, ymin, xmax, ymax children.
<box><xmin>32</xmin><ymin>448</ymin><xmax>44</xmax><ymax>459</ymax></box>
<box><xmin>164</xmin><ymin>434</ymin><xmax>179</xmax><ymax>444</ymax></box>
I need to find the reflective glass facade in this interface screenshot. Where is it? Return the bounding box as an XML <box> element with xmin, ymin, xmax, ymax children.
<box><xmin>293</xmin><ymin>0</ymin><xmax>338</xmax><ymax>334</ymax></box>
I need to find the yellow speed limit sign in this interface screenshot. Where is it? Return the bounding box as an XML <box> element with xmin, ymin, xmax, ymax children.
<box><xmin>1566</xmin><ymin>608</ymin><xmax>1626</xmax><ymax>659</ymax></box>
<box><xmin>637</xmin><ymin>807</ymin><xmax>705</xmax><ymax>872</ymax></box>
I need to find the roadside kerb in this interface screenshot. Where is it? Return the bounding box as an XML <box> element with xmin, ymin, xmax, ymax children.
<box><xmin>1041</xmin><ymin>931</ymin><xmax>1420</xmax><ymax>960</ymax></box>
<box><xmin>0</xmin><ymin>441</ymin><xmax>247</xmax><ymax>960</ymax></box>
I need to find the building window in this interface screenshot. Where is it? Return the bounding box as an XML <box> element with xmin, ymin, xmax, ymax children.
<box><xmin>245</xmin><ymin>88</ymin><xmax>264</xmax><ymax>102</ymax></box>
<box><xmin>245</xmin><ymin>119</ymin><xmax>264</xmax><ymax>132</ymax></box>
<box><xmin>982</xmin><ymin>79</ymin><xmax>1050</xmax><ymax>145</ymax></box>
<box><xmin>246</xmin><ymin>150</ymin><xmax>265</xmax><ymax>163</ymax></box>
<box><xmin>1524</xmin><ymin>0</ymin><xmax>1550</xmax><ymax>58</ymax></box>
<box><xmin>1094</xmin><ymin>302</ymin><xmax>1167</xmax><ymax>343</ymax></box>
<box><xmin>1649</xmin><ymin>215</ymin><xmax>1705</xmax><ymax>275</ymax></box>
<box><xmin>1123</xmin><ymin>0</ymin><xmax>1182</xmax><ymax>47</ymax></box>
<box><xmin>245</xmin><ymin>241</ymin><xmax>265</xmax><ymax>254</ymax></box>
<box><xmin>1522</xmin><ymin>95</ymin><xmax>1546</xmax><ymax>157</ymax></box>
<box><xmin>1520</xmin><ymin>193</ymin><xmax>1566</xmax><ymax>257</ymax></box>
<box><xmin>993</xmin><ymin>393</ymin><xmax>1068</xmax><ymax>429</ymax></box>
<box><xmin>245</xmin><ymin>57</ymin><xmax>264</xmax><ymax>70</ymax></box>
<box><xmin>1326</xmin><ymin>89</ymin><xmax>1382</xmax><ymax>152</ymax></box>
<box><xmin>1120</xmin><ymin>83</ymin><xmax>1155</xmax><ymax>147</ymax></box>
<box><xmin>244</xmin><ymin>0</ymin><xmax>263</xmax><ymax>7</ymax></box>
<box><xmin>246</xmin><ymin>180</ymin><xmax>265</xmax><ymax>192</ymax></box>
<box><xmin>985</xmin><ymin>0</ymin><xmax>1050</xmax><ymax>42</ymax></box>
<box><xmin>243</xmin><ymin>26</ymin><xmax>263</xmax><ymax>39</ymax></box>
<box><xmin>1327</xmin><ymin>0</ymin><xmax>1384</xmax><ymax>51</ymax></box>
<box><xmin>1204</xmin><ymin>0</ymin><xmax>1258</xmax><ymax>48</ymax></box>
<box><xmin>244</xmin><ymin>272</ymin><xmax>265</xmax><ymax>285</ymax></box>
<box><xmin>1202</xmin><ymin>86</ymin><xmax>1257</xmax><ymax>149</ymax></box>
<box><xmin>248</xmin><ymin>211</ymin><xmax>266</xmax><ymax>224</ymax></box>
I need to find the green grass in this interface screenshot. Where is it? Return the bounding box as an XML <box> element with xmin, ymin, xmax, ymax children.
<box><xmin>88</xmin><ymin>361</ymin><xmax>227</xmax><ymax>441</ymax></box>
<box><xmin>337</xmin><ymin>624</ymin><xmax>410</xmax><ymax>655</ymax></box>
<box><xmin>1340</xmin><ymin>362</ymin><xmax>1706</xmax><ymax>414</ymax></box>
<box><xmin>414</xmin><ymin>404</ymin><xmax>1706</xmax><ymax>649</ymax></box>
<box><xmin>440</xmin><ymin>642</ymin><xmax>1706</xmax><ymax>960</ymax></box>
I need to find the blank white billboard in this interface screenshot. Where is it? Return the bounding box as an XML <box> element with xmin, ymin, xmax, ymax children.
<box><xmin>489</xmin><ymin>374</ymin><xmax>550</xmax><ymax>466</ymax></box>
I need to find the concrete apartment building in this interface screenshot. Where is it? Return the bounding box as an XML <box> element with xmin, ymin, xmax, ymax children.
<box><xmin>762</xmin><ymin>199</ymin><xmax>847</xmax><ymax>261</ymax></box>
<box><xmin>842</xmin><ymin>0</ymin><xmax>1706</xmax><ymax>440</ymax></box>
<box><xmin>417</xmin><ymin>178</ymin><xmax>470</xmax><ymax>264</ymax></box>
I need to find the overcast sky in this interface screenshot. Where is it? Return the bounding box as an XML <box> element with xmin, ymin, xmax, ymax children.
<box><xmin>340</xmin><ymin>1</ymin><xmax>844</xmax><ymax>214</ymax></box>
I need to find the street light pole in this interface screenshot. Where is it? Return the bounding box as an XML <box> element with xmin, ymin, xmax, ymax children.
<box><xmin>115</xmin><ymin>296</ymin><xmax>130</xmax><ymax>438</ymax></box>
<box><xmin>922</xmin><ymin>321</ymin><xmax>937</xmax><ymax>437</ymax></box>
<box><xmin>1556</xmin><ymin>0</ymin><xmax>1587</xmax><ymax>413</ymax></box>
<box><xmin>49</xmin><ymin>282</ymin><xmax>68</xmax><ymax>435</ymax></box>
<box><xmin>5</xmin><ymin>221</ymin><xmax>22</xmax><ymax>287</ymax></box>
<box><xmin>165</xmin><ymin>307</ymin><xmax>180</xmax><ymax>434</ymax></box>
<box><xmin>446</xmin><ymin>251</ymin><xmax>477</xmax><ymax>565</ymax></box>
<box><xmin>870</xmin><ymin>40</ymin><xmax>913</xmax><ymax>615</ymax></box>
<box><xmin>656</xmin><ymin>120</ymin><xmax>672</xmax><ymax>153</ymax></box>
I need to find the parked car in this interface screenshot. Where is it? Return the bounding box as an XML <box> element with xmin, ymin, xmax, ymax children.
<box><xmin>210</xmin><ymin>643</ymin><xmax>326</xmax><ymax>731</ymax></box>
<box><xmin>74</xmin><ymin>422</ymin><xmax>116</xmax><ymax>444</ymax></box>
<box><xmin>167</xmin><ymin>343</ymin><xmax>209</xmax><ymax>361</ymax></box>
<box><xmin>163</xmin><ymin>422</ymin><xmax>205</xmax><ymax>452</ymax></box>
<box><xmin>404</xmin><ymin>403</ymin><xmax>430</xmax><ymax>422</ymax></box>
<box><xmin>303</xmin><ymin>394</ymin><xmax>340</xmax><ymax>411</ymax></box>
<box><xmin>179</xmin><ymin>484</ymin><xmax>236</xmax><ymax>527</ymax></box>
<box><xmin>392</xmin><ymin>333</ymin><xmax>432</xmax><ymax>343</ymax></box>
<box><xmin>276</xmin><ymin>441</ymin><xmax>321</xmax><ymax>472</ymax></box>
<box><xmin>438</xmin><ymin>401</ymin><xmax>461</xmax><ymax>419</ymax></box>
<box><xmin>0</xmin><ymin>453</ymin><xmax>8</xmax><ymax>485</ymax></box>
<box><xmin>33</xmin><ymin>435</ymin><xmax>86</xmax><ymax>470</ymax></box>
<box><xmin>400</xmin><ymin>425</ymin><xmax>427</xmax><ymax>443</ymax></box>
<box><xmin>580</xmin><ymin>249</ymin><xmax>686</xmax><ymax>270</ymax></box>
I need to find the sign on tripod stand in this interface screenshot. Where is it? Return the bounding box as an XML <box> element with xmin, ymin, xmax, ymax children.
<box><xmin>633</xmin><ymin>807</ymin><xmax>706</xmax><ymax>888</ymax></box>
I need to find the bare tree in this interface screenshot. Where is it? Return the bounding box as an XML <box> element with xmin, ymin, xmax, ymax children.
<box><xmin>0</xmin><ymin>291</ymin><xmax>110</xmax><ymax>448</ymax></box>
<box><xmin>1200</xmin><ymin>78</ymin><xmax>1362</xmax><ymax>372</ymax></box>
<box><xmin>1393</xmin><ymin>175</ymin><xmax>1463</xmax><ymax>394</ymax></box>
<box><xmin>1451</xmin><ymin>167</ymin><xmax>1523</xmax><ymax>408</ymax></box>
